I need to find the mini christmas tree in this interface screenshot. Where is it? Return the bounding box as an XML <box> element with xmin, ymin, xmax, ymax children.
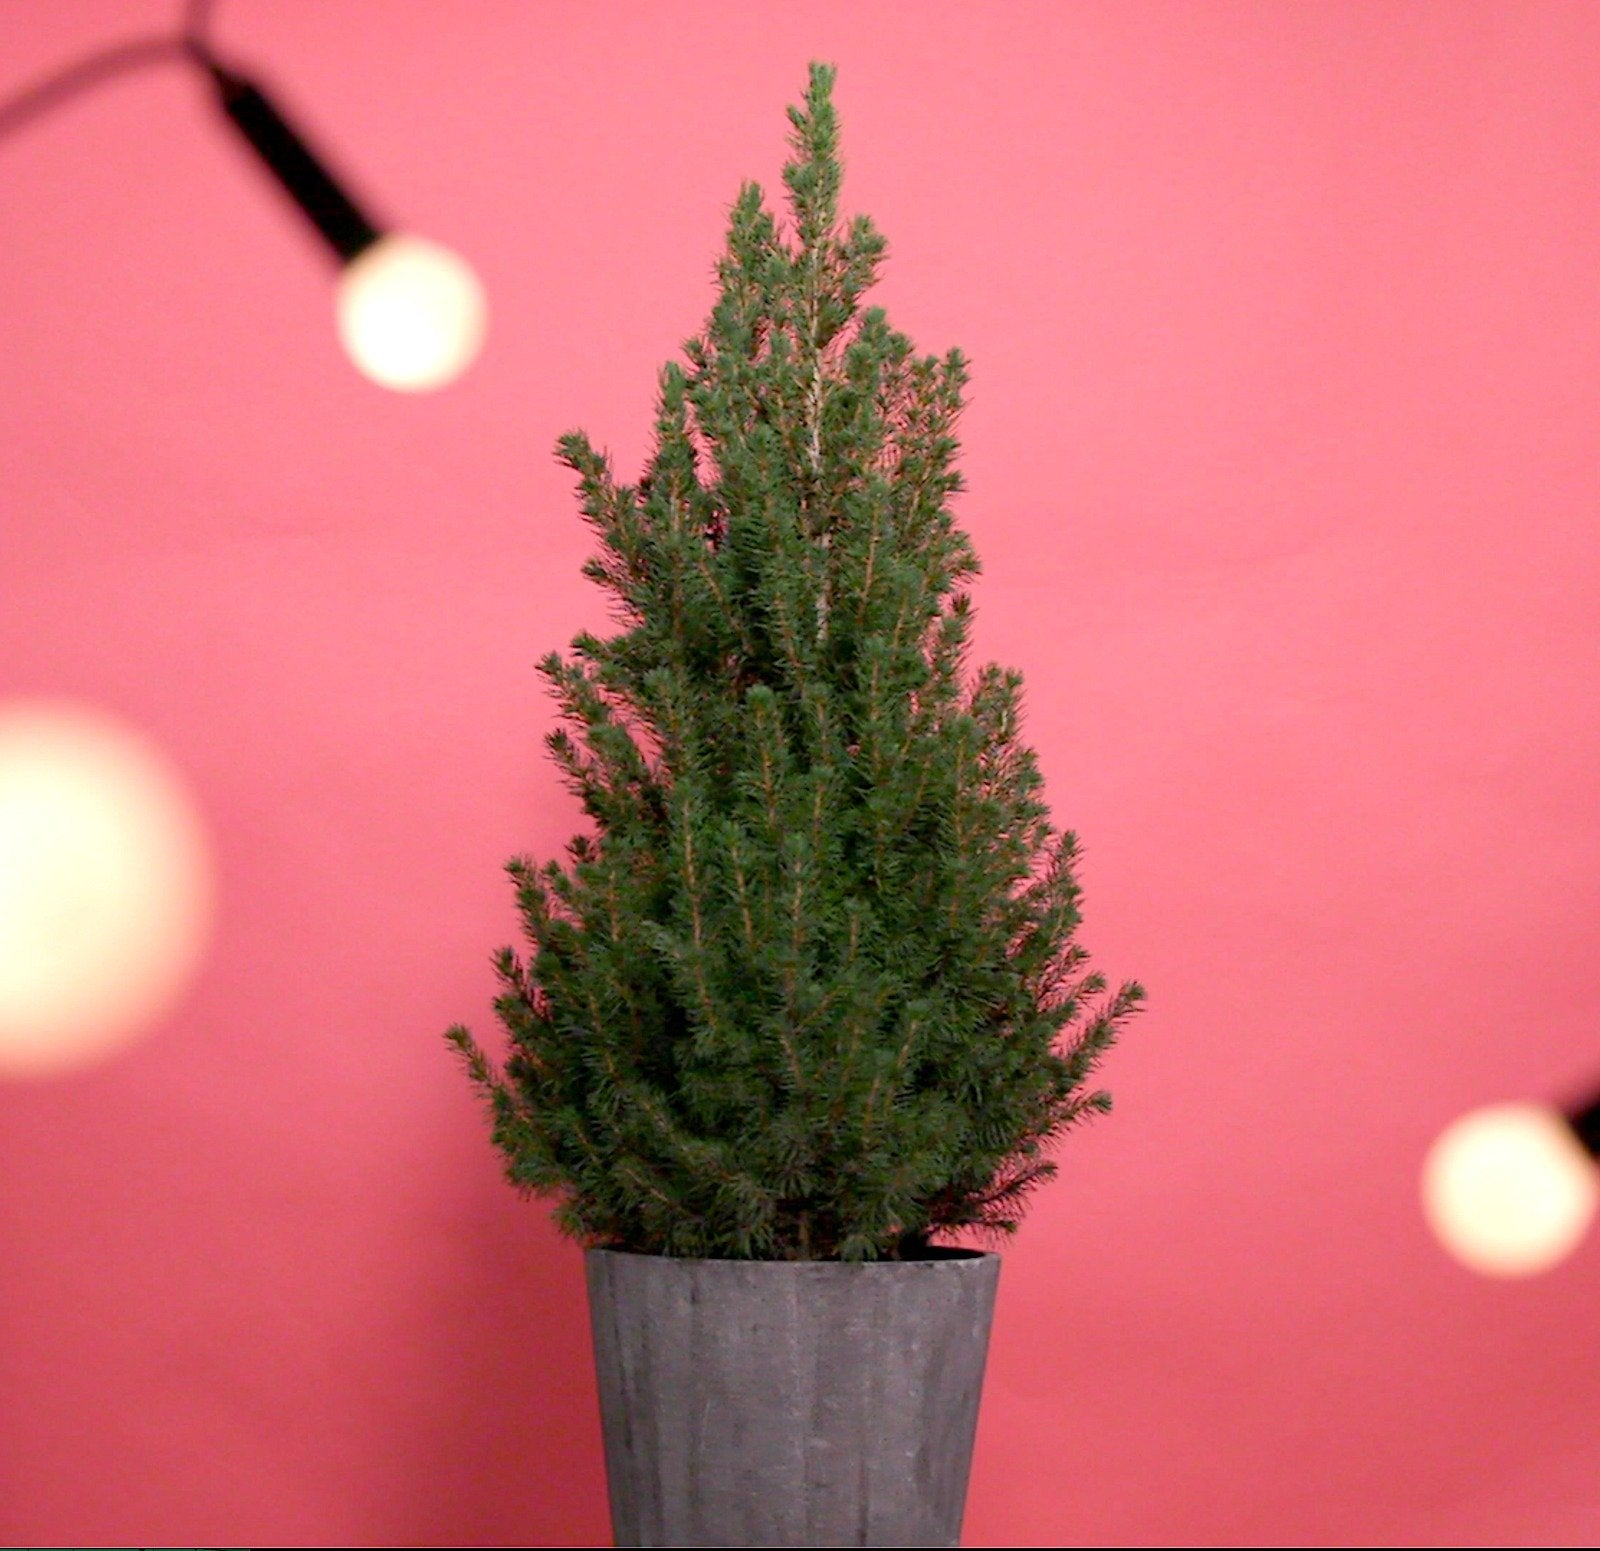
<box><xmin>447</xmin><ymin>63</ymin><xmax>1144</xmax><ymax>1261</ymax></box>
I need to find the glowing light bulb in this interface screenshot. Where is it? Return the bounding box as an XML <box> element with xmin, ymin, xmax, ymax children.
<box><xmin>0</xmin><ymin>702</ymin><xmax>212</xmax><ymax>1078</ymax></box>
<box><xmin>335</xmin><ymin>233</ymin><xmax>487</xmax><ymax>391</ymax></box>
<box><xmin>1421</xmin><ymin>1101</ymin><xmax>1600</xmax><ymax>1277</ymax></box>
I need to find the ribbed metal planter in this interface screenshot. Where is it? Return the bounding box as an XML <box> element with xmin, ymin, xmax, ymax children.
<box><xmin>585</xmin><ymin>1246</ymin><xmax>1000</xmax><ymax>1549</ymax></box>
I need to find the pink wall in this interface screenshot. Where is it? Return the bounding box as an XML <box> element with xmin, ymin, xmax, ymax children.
<box><xmin>5</xmin><ymin>0</ymin><xmax>1600</xmax><ymax>1543</ymax></box>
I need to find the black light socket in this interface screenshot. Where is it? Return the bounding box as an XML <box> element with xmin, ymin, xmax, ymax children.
<box><xmin>1566</xmin><ymin>1091</ymin><xmax>1600</xmax><ymax>1159</ymax></box>
<box><xmin>205</xmin><ymin>61</ymin><xmax>381</xmax><ymax>264</ymax></box>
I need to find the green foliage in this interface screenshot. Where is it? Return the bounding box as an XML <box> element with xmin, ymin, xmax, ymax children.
<box><xmin>447</xmin><ymin>63</ymin><xmax>1144</xmax><ymax>1260</ymax></box>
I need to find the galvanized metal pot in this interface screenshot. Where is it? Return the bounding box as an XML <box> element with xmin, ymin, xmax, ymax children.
<box><xmin>585</xmin><ymin>1246</ymin><xmax>1000</xmax><ymax>1548</ymax></box>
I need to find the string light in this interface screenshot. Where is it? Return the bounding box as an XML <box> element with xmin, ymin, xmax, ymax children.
<box><xmin>1422</xmin><ymin>1097</ymin><xmax>1600</xmax><ymax>1277</ymax></box>
<box><xmin>0</xmin><ymin>0</ymin><xmax>486</xmax><ymax>390</ymax></box>
<box><xmin>1</xmin><ymin>2</ymin><xmax>486</xmax><ymax>1076</ymax></box>
<box><xmin>335</xmin><ymin>233</ymin><xmax>487</xmax><ymax>392</ymax></box>
<box><xmin>199</xmin><ymin>49</ymin><xmax>486</xmax><ymax>389</ymax></box>
<box><xmin>0</xmin><ymin>702</ymin><xmax>212</xmax><ymax>1078</ymax></box>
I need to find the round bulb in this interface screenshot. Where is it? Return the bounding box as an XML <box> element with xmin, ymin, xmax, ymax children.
<box><xmin>0</xmin><ymin>702</ymin><xmax>212</xmax><ymax>1079</ymax></box>
<box><xmin>1421</xmin><ymin>1101</ymin><xmax>1600</xmax><ymax>1277</ymax></box>
<box><xmin>335</xmin><ymin>232</ymin><xmax>487</xmax><ymax>392</ymax></box>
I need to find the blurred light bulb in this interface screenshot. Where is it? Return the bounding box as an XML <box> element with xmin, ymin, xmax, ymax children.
<box><xmin>1421</xmin><ymin>1101</ymin><xmax>1600</xmax><ymax>1277</ymax></box>
<box><xmin>336</xmin><ymin>233</ymin><xmax>486</xmax><ymax>391</ymax></box>
<box><xmin>0</xmin><ymin>702</ymin><xmax>212</xmax><ymax>1079</ymax></box>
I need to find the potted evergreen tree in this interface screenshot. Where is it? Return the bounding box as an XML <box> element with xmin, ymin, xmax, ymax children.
<box><xmin>447</xmin><ymin>63</ymin><xmax>1144</xmax><ymax>1549</ymax></box>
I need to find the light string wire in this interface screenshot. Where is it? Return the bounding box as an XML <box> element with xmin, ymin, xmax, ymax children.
<box><xmin>0</xmin><ymin>1</ymin><xmax>219</xmax><ymax>146</ymax></box>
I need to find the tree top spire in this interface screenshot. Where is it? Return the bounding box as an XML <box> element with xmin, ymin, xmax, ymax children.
<box><xmin>783</xmin><ymin>61</ymin><xmax>842</xmax><ymax>251</ymax></box>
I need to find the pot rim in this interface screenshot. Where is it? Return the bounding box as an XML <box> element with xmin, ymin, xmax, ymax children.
<box><xmin>586</xmin><ymin>1244</ymin><xmax>997</xmax><ymax>1266</ymax></box>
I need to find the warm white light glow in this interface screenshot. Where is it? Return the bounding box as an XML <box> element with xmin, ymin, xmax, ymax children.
<box><xmin>0</xmin><ymin>702</ymin><xmax>212</xmax><ymax>1078</ymax></box>
<box><xmin>1421</xmin><ymin>1101</ymin><xmax>1600</xmax><ymax>1277</ymax></box>
<box><xmin>335</xmin><ymin>233</ymin><xmax>487</xmax><ymax>391</ymax></box>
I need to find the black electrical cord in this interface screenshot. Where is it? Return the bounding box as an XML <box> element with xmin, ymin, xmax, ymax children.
<box><xmin>0</xmin><ymin>1</ymin><xmax>220</xmax><ymax>146</ymax></box>
<box><xmin>183</xmin><ymin>0</ymin><xmax>219</xmax><ymax>50</ymax></box>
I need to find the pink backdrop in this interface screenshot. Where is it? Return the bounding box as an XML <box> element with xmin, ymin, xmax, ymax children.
<box><xmin>5</xmin><ymin>1</ymin><xmax>1600</xmax><ymax>1544</ymax></box>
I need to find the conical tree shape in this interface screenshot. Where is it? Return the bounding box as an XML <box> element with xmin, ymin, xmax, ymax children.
<box><xmin>448</xmin><ymin>63</ymin><xmax>1144</xmax><ymax>1261</ymax></box>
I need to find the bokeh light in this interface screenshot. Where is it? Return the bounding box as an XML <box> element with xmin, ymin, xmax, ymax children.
<box><xmin>0</xmin><ymin>701</ymin><xmax>213</xmax><ymax>1078</ymax></box>
<box><xmin>1421</xmin><ymin>1101</ymin><xmax>1600</xmax><ymax>1277</ymax></box>
<box><xmin>335</xmin><ymin>232</ymin><xmax>487</xmax><ymax>391</ymax></box>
